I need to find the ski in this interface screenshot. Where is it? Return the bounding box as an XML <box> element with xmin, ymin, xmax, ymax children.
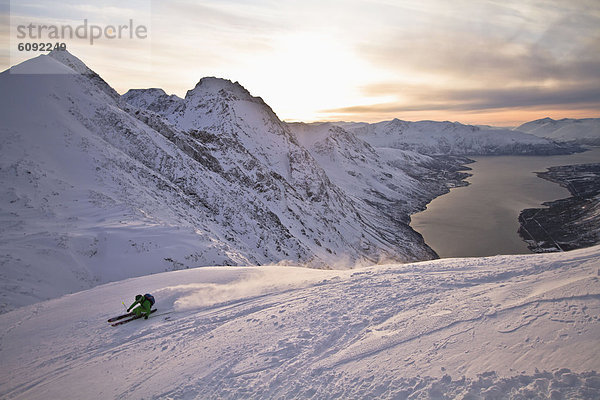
<box><xmin>108</xmin><ymin>312</ymin><xmax>134</xmax><ymax>323</ymax></box>
<box><xmin>111</xmin><ymin>309</ymin><xmax>157</xmax><ymax>326</ymax></box>
<box><xmin>111</xmin><ymin>315</ymin><xmax>141</xmax><ymax>327</ymax></box>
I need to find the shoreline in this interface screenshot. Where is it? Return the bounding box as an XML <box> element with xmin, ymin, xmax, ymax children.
<box><xmin>518</xmin><ymin>162</ymin><xmax>600</xmax><ymax>252</ymax></box>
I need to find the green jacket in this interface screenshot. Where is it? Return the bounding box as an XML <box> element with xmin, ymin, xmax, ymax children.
<box><xmin>128</xmin><ymin>297</ymin><xmax>152</xmax><ymax>318</ymax></box>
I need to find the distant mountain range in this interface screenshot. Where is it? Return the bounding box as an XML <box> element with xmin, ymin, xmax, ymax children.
<box><xmin>300</xmin><ymin>119</ymin><xmax>577</xmax><ymax>155</ymax></box>
<box><xmin>517</xmin><ymin>117</ymin><xmax>600</xmax><ymax>145</ymax></box>
<box><xmin>0</xmin><ymin>50</ymin><xmax>593</xmax><ymax>312</ymax></box>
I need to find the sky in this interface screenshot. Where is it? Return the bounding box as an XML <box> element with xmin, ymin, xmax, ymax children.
<box><xmin>2</xmin><ymin>0</ymin><xmax>599</xmax><ymax>126</ymax></box>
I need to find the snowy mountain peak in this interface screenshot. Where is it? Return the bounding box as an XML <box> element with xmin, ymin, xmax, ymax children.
<box><xmin>7</xmin><ymin>52</ymin><xmax>75</xmax><ymax>75</ymax></box>
<box><xmin>518</xmin><ymin>117</ymin><xmax>600</xmax><ymax>144</ymax></box>
<box><xmin>2</xmin><ymin>50</ymin><xmax>119</xmax><ymax>103</ymax></box>
<box><xmin>122</xmin><ymin>88</ymin><xmax>183</xmax><ymax>111</ymax></box>
<box><xmin>6</xmin><ymin>49</ymin><xmax>94</xmax><ymax>76</ymax></box>
<box><xmin>341</xmin><ymin>118</ymin><xmax>573</xmax><ymax>155</ymax></box>
<box><xmin>185</xmin><ymin>77</ymin><xmax>254</xmax><ymax>101</ymax></box>
<box><xmin>374</xmin><ymin>118</ymin><xmax>408</xmax><ymax>135</ymax></box>
<box><xmin>48</xmin><ymin>49</ymin><xmax>95</xmax><ymax>75</ymax></box>
<box><xmin>47</xmin><ymin>49</ymin><xmax>120</xmax><ymax>100</ymax></box>
<box><xmin>129</xmin><ymin>87</ymin><xmax>167</xmax><ymax>97</ymax></box>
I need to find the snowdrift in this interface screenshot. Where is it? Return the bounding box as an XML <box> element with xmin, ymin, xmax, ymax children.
<box><xmin>1</xmin><ymin>246</ymin><xmax>599</xmax><ymax>399</ymax></box>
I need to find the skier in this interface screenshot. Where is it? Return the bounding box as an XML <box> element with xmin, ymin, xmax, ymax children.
<box><xmin>127</xmin><ymin>293</ymin><xmax>155</xmax><ymax>320</ymax></box>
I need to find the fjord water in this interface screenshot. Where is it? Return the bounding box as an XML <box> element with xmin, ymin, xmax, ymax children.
<box><xmin>410</xmin><ymin>147</ymin><xmax>600</xmax><ymax>258</ymax></box>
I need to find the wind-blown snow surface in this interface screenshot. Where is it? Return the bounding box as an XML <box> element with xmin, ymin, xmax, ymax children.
<box><xmin>517</xmin><ymin>117</ymin><xmax>600</xmax><ymax>145</ymax></box>
<box><xmin>1</xmin><ymin>246</ymin><xmax>599</xmax><ymax>399</ymax></box>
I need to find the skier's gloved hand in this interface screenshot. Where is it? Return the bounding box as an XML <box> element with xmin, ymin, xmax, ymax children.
<box><xmin>144</xmin><ymin>314</ymin><xmax>148</xmax><ymax>320</ymax></box>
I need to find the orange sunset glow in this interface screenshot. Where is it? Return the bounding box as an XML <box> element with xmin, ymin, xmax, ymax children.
<box><xmin>4</xmin><ymin>0</ymin><xmax>599</xmax><ymax>126</ymax></box>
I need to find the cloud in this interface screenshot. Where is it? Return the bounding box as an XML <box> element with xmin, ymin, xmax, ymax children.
<box><xmin>322</xmin><ymin>0</ymin><xmax>600</xmax><ymax>123</ymax></box>
<box><xmin>359</xmin><ymin>16</ymin><xmax>600</xmax><ymax>85</ymax></box>
<box><xmin>152</xmin><ymin>0</ymin><xmax>287</xmax><ymax>36</ymax></box>
<box><xmin>5</xmin><ymin>0</ymin><xmax>599</xmax><ymax>125</ymax></box>
<box><xmin>323</xmin><ymin>84</ymin><xmax>600</xmax><ymax>120</ymax></box>
<box><xmin>443</xmin><ymin>86</ymin><xmax>600</xmax><ymax>110</ymax></box>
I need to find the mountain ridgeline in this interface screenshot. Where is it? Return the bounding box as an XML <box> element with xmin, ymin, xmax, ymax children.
<box><xmin>518</xmin><ymin>117</ymin><xmax>600</xmax><ymax>145</ymax></box>
<box><xmin>0</xmin><ymin>50</ymin><xmax>585</xmax><ymax>312</ymax></box>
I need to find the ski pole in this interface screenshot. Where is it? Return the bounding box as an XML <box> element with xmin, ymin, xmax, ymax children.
<box><xmin>122</xmin><ymin>301</ymin><xmax>127</xmax><ymax>312</ymax></box>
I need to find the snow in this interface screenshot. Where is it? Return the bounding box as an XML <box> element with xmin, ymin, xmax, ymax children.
<box><xmin>1</xmin><ymin>246</ymin><xmax>599</xmax><ymax>399</ymax></box>
<box><xmin>8</xmin><ymin>53</ymin><xmax>75</xmax><ymax>75</ymax></box>
<box><xmin>288</xmin><ymin>121</ymin><xmax>441</xmax><ymax>224</ymax></box>
<box><xmin>517</xmin><ymin>117</ymin><xmax>600</xmax><ymax>144</ymax></box>
<box><xmin>185</xmin><ymin>77</ymin><xmax>255</xmax><ymax>101</ymax></box>
<box><xmin>341</xmin><ymin>118</ymin><xmax>570</xmax><ymax>156</ymax></box>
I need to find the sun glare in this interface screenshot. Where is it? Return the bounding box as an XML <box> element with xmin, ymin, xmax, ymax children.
<box><xmin>239</xmin><ymin>32</ymin><xmax>383</xmax><ymax>122</ymax></box>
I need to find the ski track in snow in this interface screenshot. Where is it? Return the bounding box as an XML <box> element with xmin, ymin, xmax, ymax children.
<box><xmin>1</xmin><ymin>247</ymin><xmax>600</xmax><ymax>399</ymax></box>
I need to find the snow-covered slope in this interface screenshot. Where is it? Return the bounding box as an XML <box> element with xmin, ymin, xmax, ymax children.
<box><xmin>1</xmin><ymin>246</ymin><xmax>599</xmax><ymax>399</ymax></box>
<box><xmin>341</xmin><ymin>119</ymin><xmax>573</xmax><ymax>155</ymax></box>
<box><xmin>517</xmin><ymin>117</ymin><xmax>600</xmax><ymax>145</ymax></box>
